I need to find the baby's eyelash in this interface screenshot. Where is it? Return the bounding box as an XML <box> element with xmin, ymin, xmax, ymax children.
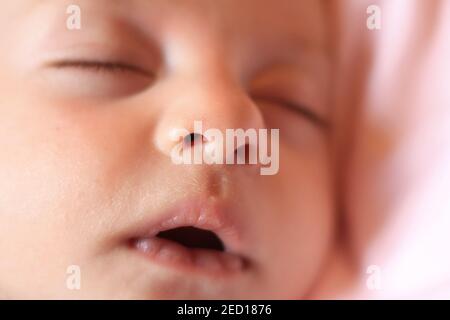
<box><xmin>255</xmin><ymin>96</ymin><xmax>329</xmax><ymax>129</ymax></box>
<box><xmin>49</xmin><ymin>60</ymin><xmax>153</xmax><ymax>77</ymax></box>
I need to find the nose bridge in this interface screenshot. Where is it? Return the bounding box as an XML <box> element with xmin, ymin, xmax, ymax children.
<box><xmin>162</xmin><ymin>7</ymin><xmax>229</xmax><ymax>77</ymax></box>
<box><xmin>185</xmin><ymin>71</ymin><xmax>260</xmax><ymax>128</ymax></box>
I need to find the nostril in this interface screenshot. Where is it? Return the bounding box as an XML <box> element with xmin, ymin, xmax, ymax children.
<box><xmin>235</xmin><ymin>143</ymin><xmax>253</xmax><ymax>164</ymax></box>
<box><xmin>183</xmin><ymin>133</ymin><xmax>206</xmax><ymax>148</ymax></box>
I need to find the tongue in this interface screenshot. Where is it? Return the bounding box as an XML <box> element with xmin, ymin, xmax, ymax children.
<box><xmin>157</xmin><ymin>226</ymin><xmax>225</xmax><ymax>251</ymax></box>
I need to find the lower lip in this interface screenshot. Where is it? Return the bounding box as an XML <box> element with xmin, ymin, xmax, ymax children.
<box><xmin>131</xmin><ymin>237</ymin><xmax>245</xmax><ymax>276</ymax></box>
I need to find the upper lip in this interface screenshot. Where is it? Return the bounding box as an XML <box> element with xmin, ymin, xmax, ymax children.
<box><xmin>129</xmin><ymin>196</ymin><xmax>243</xmax><ymax>253</ymax></box>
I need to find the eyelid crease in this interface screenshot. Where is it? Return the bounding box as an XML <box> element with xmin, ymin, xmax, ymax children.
<box><xmin>254</xmin><ymin>95</ymin><xmax>330</xmax><ymax>129</ymax></box>
<box><xmin>46</xmin><ymin>60</ymin><xmax>155</xmax><ymax>78</ymax></box>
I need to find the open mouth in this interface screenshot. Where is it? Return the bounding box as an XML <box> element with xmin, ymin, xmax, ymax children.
<box><xmin>157</xmin><ymin>226</ymin><xmax>225</xmax><ymax>251</ymax></box>
<box><xmin>130</xmin><ymin>200</ymin><xmax>245</xmax><ymax>276</ymax></box>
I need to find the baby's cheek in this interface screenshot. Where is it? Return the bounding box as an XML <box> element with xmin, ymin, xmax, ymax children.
<box><xmin>234</xmin><ymin>137</ymin><xmax>334</xmax><ymax>297</ymax></box>
<box><xmin>275</xmin><ymin>144</ymin><xmax>334</xmax><ymax>294</ymax></box>
<box><xmin>0</xmin><ymin>93</ymin><xmax>144</xmax><ymax>213</ymax></box>
<box><xmin>0</xmin><ymin>100</ymin><xmax>130</xmax><ymax>295</ymax></box>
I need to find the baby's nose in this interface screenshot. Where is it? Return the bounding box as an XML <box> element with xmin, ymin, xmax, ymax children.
<box><xmin>153</xmin><ymin>73</ymin><xmax>265</xmax><ymax>162</ymax></box>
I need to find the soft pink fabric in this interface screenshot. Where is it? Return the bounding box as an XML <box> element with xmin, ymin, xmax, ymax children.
<box><xmin>317</xmin><ymin>0</ymin><xmax>450</xmax><ymax>298</ymax></box>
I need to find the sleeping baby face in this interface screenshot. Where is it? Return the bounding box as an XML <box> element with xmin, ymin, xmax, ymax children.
<box><xmin>0</xmin><ymin>0</ymin><xmax>334</xmax><ymax>299</ymax></box>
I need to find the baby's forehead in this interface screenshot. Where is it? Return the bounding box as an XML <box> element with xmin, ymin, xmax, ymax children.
<box><xmin>8</xmin><ymin>0</ymin><xmax>327</xmax><ymax>49</ymax></box>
